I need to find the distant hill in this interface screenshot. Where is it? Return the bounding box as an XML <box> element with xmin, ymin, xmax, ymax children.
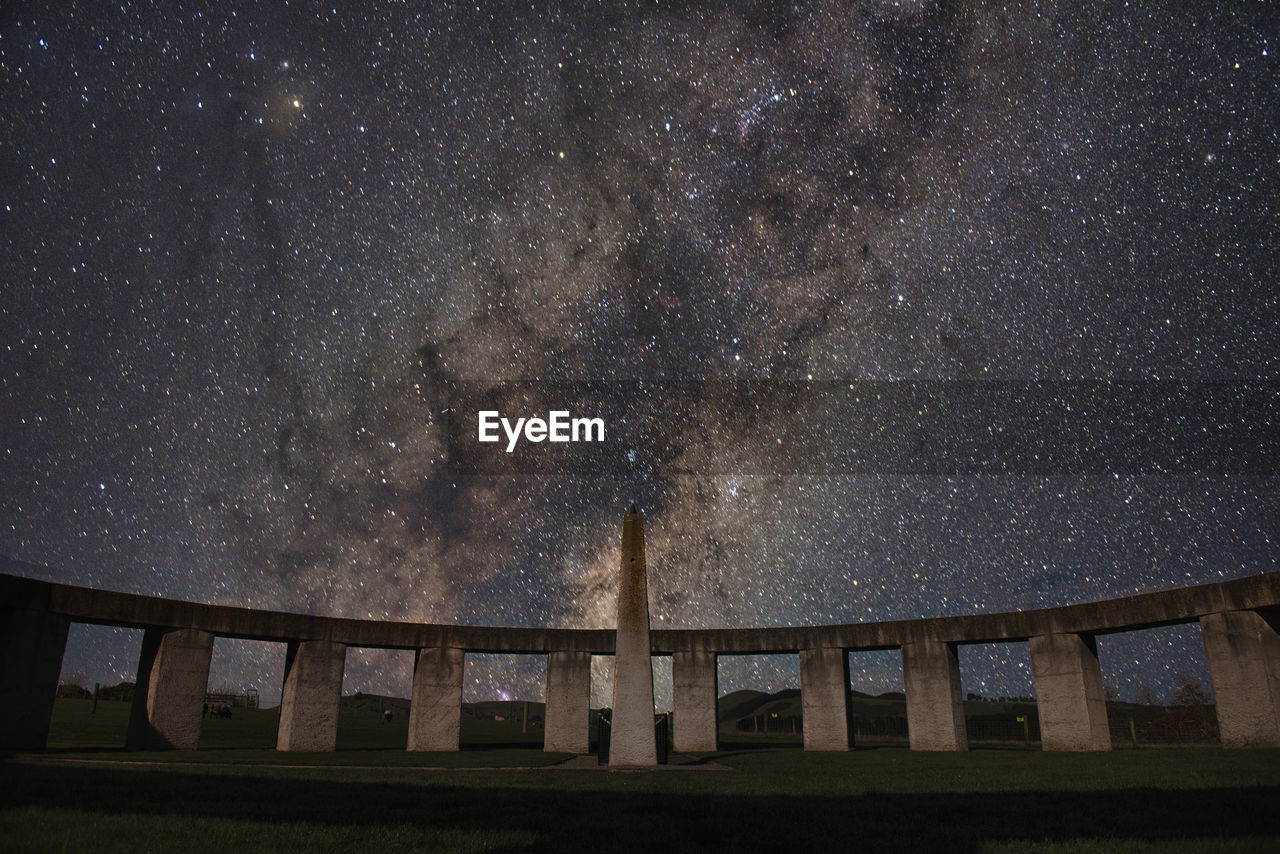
<box><xmin>718</xmin><ymin>688</ymin><xmax>801</xmax><ymax>722</ymax></box>
<box><xmin>340</xmin><ymin>692</ymin><xmax>412</xmax><ymax>716</ymax></box>
<box><xmin>463</xmin><ymin>700</ymin><xmax>545</xmax><ymax>723</ymax></box>
<box><xmin>717</xmin><ymin>688</ymin><xmax>927</xmax><ymax>724</ymax></box>
<box><xmin>338</xmin><ymin>693</ymin><xmax>546</xmax><ymax>724</ymax></box>
<box><xmin>335</xmin><ymin>688</ymin><xmax>1043</xmax><ymax>735</ymax></box>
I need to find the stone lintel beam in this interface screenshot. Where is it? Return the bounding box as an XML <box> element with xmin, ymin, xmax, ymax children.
<box><xmin>799</xmin><ymin>646</ymin><xmax>851</xmax><ymax>751</ymax></box>
<box><xmin>5</xmin><ymin>570</ymin><xmax>1280</xmax><ymax>657</ymax></box>
<box><xmin>276</xmin><ymin>639</ymin><xmax>346</xmax><ymax>752</ymax></box>
<box><xmin>1029</xmin><ymin>632</ymin><xmax>1111</xmax><ymax>751</ymax></box>
<box><xmin>408</xmin><ymin>646</ymin><xmax>464</xmax><ymax>751</ymax></box>
<box><xmin>0</xmin><ymin>597</ymin><xmax>70</xmax><ymax>750</ymax></box>
<box><xmin>902</xmin><ymin>637</ymin><xmax>968</xmax><ymax>751</ymax></box>
<box><xmin>544</xmin><ymin>650</ymin><xmax>591</xmax><ymax>753</ymax></box>
<box><xmin>673</xmin><ymin>647</ymin><xmax>718</xmax><ymax>752</ymax></box>
<box><xmin>1200</xmin><ymin>609</ymin><xmax>1280</xmax><ymax>748</ymax></box>
<box><xmin>127</xmin><ymin>627</ymin><xmax>215</xmax><ymax>750</ymax></box>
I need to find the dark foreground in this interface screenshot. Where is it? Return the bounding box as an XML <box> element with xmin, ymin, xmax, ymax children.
<box><xmin>2</xmin><ymin>747</ymin><xmax>1278</xmax><ymax>853</ymax></box>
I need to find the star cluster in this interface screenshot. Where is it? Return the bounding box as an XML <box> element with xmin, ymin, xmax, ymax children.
<box><xmin>2</xmin><ymin>0</ymin><xmax>1276</xmax><ymax>707</ymax></box>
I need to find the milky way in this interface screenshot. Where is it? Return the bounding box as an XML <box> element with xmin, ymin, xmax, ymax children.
<box><xmin>2</xmin><ymin>1</ymin><xmax>1276</xmax><ymax>708</ymax></box>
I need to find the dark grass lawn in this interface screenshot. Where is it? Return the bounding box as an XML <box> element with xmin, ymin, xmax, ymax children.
<box><xmin>43</xmin><ymin>698</ymin><xmax>556</xmax><ymax>753</ymax></box>
<box><xmin>7</xmin><ymin>699</ymin><xmax>1277</xmax><ymax>852</ymax></box>
<box><xmin>3</xmin><ymin>747</ymin><xmax>1278</xmax><ymax>853</ymax></box>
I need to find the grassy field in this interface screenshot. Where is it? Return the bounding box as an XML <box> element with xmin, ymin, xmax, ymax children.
<box><xmin>43</xmin><ymin>697</ymin><xmax>552</xmax><ymax>755</ymax></box>
<box><xmin>3</xmin><ymin>699</ymin><xmax>1277</xmax><ymax>852</ymax></box>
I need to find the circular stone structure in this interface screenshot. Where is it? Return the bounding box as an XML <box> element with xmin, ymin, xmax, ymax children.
<box><xmin>2</xmin><ymin>558</ymin><xmax>1278</xmax><ymax>754</ymax></box>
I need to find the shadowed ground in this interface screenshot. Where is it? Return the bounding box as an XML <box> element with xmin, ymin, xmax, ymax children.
<box><xmin>7</xmin><ymin>699</ymin><xmax>1278</xmax><ymax>851</ymax></box>
<box><xmin>3</xmin><ymin>748</ymin><xmax>1278</xmax><ymax>853</ymax></box>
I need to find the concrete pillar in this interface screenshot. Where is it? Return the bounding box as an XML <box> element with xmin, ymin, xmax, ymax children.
<box><xmin>544</xmin><ymin>650</ymin><xmax>591</xmax><ymax>753</ymax></box>
<box><xmin>1200</xmin><ymin>610</ymin><xmax>1280</xmax><ymax>748</ymax></box>
<box><xmin>276</xmin><ymin>640</ymin><xmax>346</xmax><ymax>752</ymax></box>
<box><xmin>126</xmin><ymin>628</ymin><xmax>215</xmax><ymax>750</ymax></box>
<box><xmin>610</xmin><ymin>506</ymin><xmax>657</xmax><ymax>766</ymax></box>
<box><xmin>408</xmin><ymin>646</ymin><xmax>464</xmax><ymax>751</ymax></box>
<box><xmin>799</xmin><ymin>646</ymin><xmax>851</xmax><ymax>751</ymax></box>
<box><xmin>902</xmin><ymin>638</ymin><xmax>968</xmax><ymax>751</ymax></box>
<box><xmin>673</xmin><ymin>648</ymin><xmax>718</xmax><ymax>752</ymax></box>
<box><xmin>0</xmin><ymin>598</ymin><xmax>70</xmax><ymax>750</ymax></box>
<box><xmin>1030</xmin><ymin>632</ymin><xmax>1111</xmax><ymax>751</ymax></box>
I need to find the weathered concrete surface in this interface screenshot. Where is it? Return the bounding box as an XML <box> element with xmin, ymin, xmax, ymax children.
<box><xmin>6</xmin><ymin>564</ymin><xmax>1280</xmax><ymax>755</ymax></box>
<box><xmin>277</xmin><ymin>640</ymin><xmax>346</xmax><ymax>752</ymax></box>
<box><xmin>408</xmin><ymin>646</ymin><xmax>464</xmax><ymax>751</ymax></box>
<box><xmin>544</xmin><ymin>649</ymin><xmax>591</xmax><ymax>753</ymax></box>
<box><xmin>800</xmin><ymin>646</ymin><xmax>851</xmax><ymax>751</ymax></box>
<box><xmin>0</xmin><ymin>563</ymin><xmax>615</xmax><ymax>653</ymax></box>
<box><xmin>127</xmin><ymin>627</ymin><xmax>215</xmax><ymax>750</ymax></box>
<box><xmin>1030</xmin><ymin>632</ymin><xmax>1111</xmax><ymax>751</ymax></box>
<box><xmin>673</xmin><ymin>647</ymin><xmax>718</xmax><ymax>752</ymax></box>
<box><xmin>0</xmin><ymin>588</ymin><xmax>70</xmax><ymax>750</ymax></box>
<box><xmin>610</xmin><ymin>506</ymin><xmax>657</xmax><ymax>766</ymax></box>
<box><xmin>902</xmin><ymin>637</ymin><xmax>967</xmax><ymax>751</ymax></box>
<box><xmin>5</xmin><ymin>565</ymin><xmax>1279</xmax><ymax>656</ymax></box>
<box><xmin>1201</xmin><ymin>609</ymin><xmax>1280</xmax><ymax>748</ymax></box>
<box><xmin>652</xmin><ymin>572</ymin><xmax>1280</xmax><ymax>653</ymax></box>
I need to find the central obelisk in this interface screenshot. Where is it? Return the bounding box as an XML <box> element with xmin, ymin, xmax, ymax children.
<box><xmin>609</xmin><ymin>504</ymin><xmax>657</xmax><ymax>766</ymax></box>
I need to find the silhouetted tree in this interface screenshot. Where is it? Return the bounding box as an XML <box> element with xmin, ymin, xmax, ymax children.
<box><xmin>1172</xmin><ymin>674</ymin><xmax>1212</xmax><ymax>707</ymax></box>
<box><xmin>56</xmin><ymin>682</ymin><xmax>91</xmax><ymax>699</ymax></box>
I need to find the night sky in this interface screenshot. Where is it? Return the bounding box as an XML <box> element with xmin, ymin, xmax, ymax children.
<box><xmin>2</xmin><ymin>1</ymin><xmax>1276</xmax><ymax>710</ymax></box>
